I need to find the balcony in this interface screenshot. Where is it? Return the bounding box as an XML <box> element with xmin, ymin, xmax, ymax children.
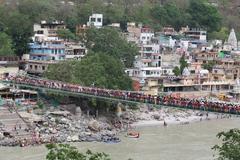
<box><xmin>29</xmin><ymin>43</ymin><xmax>65</xmax><ymax>49</ymax></box>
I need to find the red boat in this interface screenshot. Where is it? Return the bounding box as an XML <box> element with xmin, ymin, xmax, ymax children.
<box><xmin>127</xmin><ymin>131</ymin><xmax>140</xmax><ymax>138</ymax></box>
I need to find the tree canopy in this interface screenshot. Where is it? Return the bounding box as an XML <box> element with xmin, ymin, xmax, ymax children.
<box><xmin>57</xmin><ymin>29</ymin><xmax>77</xmax><ymax>41</ymax></box>
<box><xmin>46</xmin><ymin>143</ymin><xmax>111</xmax><ymax>160</ymax></box>
<box><xmin>213</xmin><ymin>129</ymin><xmax>240</xmax><ymax>160</ymax></box>
<box><xmin>0</xmin><ymin>32</ymin><xmax>14</xmax><ymax>56</ymax></box>
<box><xmin>4</xmin><ymin>11</ymin><xmax>32</xmax><ymax>56</ymax></box>
<box><xmin>45</xmin><ymin>53</ymin><xmax>133</xmax><ymax>90</ymax></box>
<box><xmin>83</xmin><ymin>27</ymin><xmax>138</xmax><ymax>68</ymax></box>
<box><xmin>151</xmin><ymin>2</ymin><xmax>190</xmax><ymax>30</ymax></box>
<box><xmin>173</xmin><ymin>66</ymin><xmax>181</xmax><ymax>76</ymax></box>
<box><xmin>179</xmin><ymin>56</ymin><xmax>188</xmax><ymax>75</ymax></box>
<box><xmin>188</xmin><ymin>0</ymin><xmax>222</xmax><ymax>32</ymax></box>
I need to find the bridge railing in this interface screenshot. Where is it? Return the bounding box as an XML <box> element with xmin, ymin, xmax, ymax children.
<box><xmin>2</xmin><ymin>75</ymin><xmax>240</xmax><ymax>115</ymax></box>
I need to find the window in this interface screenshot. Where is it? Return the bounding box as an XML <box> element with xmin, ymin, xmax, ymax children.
<box><xmin>34</xmin><ymin>65</ymin><xmax>38</xmax><ymax>70</ymax></box>
<box><xmin>30</xmin><ymin>65</ymin><xmax>32</xmax><ymax>69</ymax></box>
<box><xmin>42</xmin><ymin>66</ymin><xmax>45</xmax><ymax>71</ymax></box>
<box><xmin>52</xmin><ymin>50</ymin><xmax>54</xmax><ymax>54</ymax></box>
<box><xmin>146</xmin><ymin>70</ymin><xmax>150</xmax><ymax>75</ymax></box>
<box><xmin>91</xmin><ymin>18</ymin><xmax>96</xmax><ymax>22</ymax></box>
<box><xmin>145</xmin><ymin>47</ymin><xmax>152</xmax><ymax>51</ymax></box>
<box><xmin>37</xmin><ymin>30</ymin><xmax>43</xmax><ymax>34</ymax></box>
<box><xmin>97</xmin><ymin>18</ymin><xmax>102</xmax><ymax>22</ymax></box>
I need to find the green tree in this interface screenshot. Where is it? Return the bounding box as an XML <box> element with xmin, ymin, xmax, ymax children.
<box><xmin>173</xmin><ymin>66</ymin><xmax>181</xmax><ymax>76</ymax></box>
<box><xmin>5</xmin><ymin>12</ymin><xmax>32</xmax><ymax>56</ymax></box>
<box><xmin>202</xmin><ymin>61</ymin><xmax>215</xmax><ymax>72</ymax></box>
<box><xmin>208</xmin><ymin>27</ymin><xmax>229</xmax><ymax>40</ymax></box>
<box><xmin>212</xmin><ymin>129</ymin><xmax>240</xmax><ymax>160</ymax></box>
<box><xmin>0</xmin><ymin>6</ymin><xmax>9</xmax><ymax>31</ymax></box>
<box><xmin>179</xmin><ymin>56</ymin><xmax>188</xmax><ymax>75</ymax></box>
<box><xmin>18</xmin><ymin>0</ymin><xmax>56</xmax><ymax>23</ymax></box>
<box><xmin>75</xmin><ymin>0</ymin><xmax>106</xmax><ymax>25</ymax></box>
<box><xmin>151</xmin><ymin>2</ymin><xmax>190</xmax><ymax>30</ymax></box>
<box><xmin>44</xmin><ymin>60</ymin><xmax>76</xmax><ymax>83</ymax></box>
<box><xmin>188</xmin><ymin>0</ymin><xmax>222</xmax><ymax>32</ymax></box>
<box><xmin>131</xmin><ymin>1</ymin><xmax>152</xmax><ymax>25</ymax></box>
<box><xmin>45</xmin><ymin>53</ymin><xmax>133</xmax><ymax>90</ymax></box>
<box><xmin>57</xmin><ymin>29</ymin><xmax>77</xmax><ymax>41</ymax></box>
<box><xmin>103</xmin><ymin>3</ymin><xmax>124</xmax><ymax>25</ymax></box>
<box><xmin>46</xmin><ymin>143</ymin><xmax>111</xmax><ymax>160</ymax></box>
<box><xmin>83</xmin><ymin>27</ymin><xmax>138</xmax><ymax>68</ymax></box>
<box><xmin>0</xmin><ymin>32</ymin><xmax>14</xmax><ymax>56</ymax></box>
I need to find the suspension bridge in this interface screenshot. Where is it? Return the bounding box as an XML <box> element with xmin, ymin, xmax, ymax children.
<box><xmin>1</xmin><ymin>76</ymin><xmax>240</xmax><ymax>115</ymax></box>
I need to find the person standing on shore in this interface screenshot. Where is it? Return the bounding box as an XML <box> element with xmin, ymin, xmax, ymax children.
<box><xmin>164</xmin><ymin>120</ymin><xmax>167</xmax><ymax>127</ymax></box>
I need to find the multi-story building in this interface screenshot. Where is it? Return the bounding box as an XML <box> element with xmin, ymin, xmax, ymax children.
<box><xmin>29</xmin><ymin>41</ymin><xmax>65</xmax><ymax>61</ymax></box>
<box><xmin>125</xmin><ymin>22</ymin><xmax>141</xmax><ymax>44</ymax></box>
<box><xmin>0</xmin><ymin>56</ymin><xmax>19</xmax><ymax>79</ymax></box>
<box><xmin>193</xmin><ymin>50</ymin><xmax>218</xmax><ymax>64</ymax></box>
<box><xmin>27</xmin><ymin>21</ymin><xmax>66</xmax><ymax>74</ymax></box>
<box><xmin>76</xmin><ymin>24</ymin><xmax>89</xmax><ymax>36</ymax></box>
<box><xmin>162</xmin><ymin>27</ymin><xmax>176</xmax><ymax>36</ymax></box>
<box><xmin>65</xmin><ymin>42</ymin><xmax>87</xmax><ymax>60</ymax></box>
<box><xmin>33</xmin><ymin>20</ymin><xmax>66</xmax><ymax>41</ymax></box>
<box><xmin>27</xmin><ymin>60</ymin><xmax>58</xmax><ymax>74</ymax></box>
<box><xmin>140</xmin><ymin>27</ymin><xmax>154</xmax><ymax>45</ymax></box>
<box><xmin>87</xmin><ymin>14</ymin><xmax>103</xmax><ymax>28</ymax></box>
<box><xmin>183</xmin><ymin>28</ymin><xmax>207</xmax><ymax>42</ymax></box>
<box><xmin>180</xmin><ymin>27</ymin><xmax>207</xmax><ymax>49</ymax></box>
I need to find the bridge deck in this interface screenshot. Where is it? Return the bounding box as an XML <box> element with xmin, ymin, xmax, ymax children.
<box><xmin>2</xmin><ymin>81</ymin><xmax>240</xmax><ymax>115</ymax></box>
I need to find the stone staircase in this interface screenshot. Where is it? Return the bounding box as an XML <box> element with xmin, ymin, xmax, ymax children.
<box><xmin>0</xmin><ymin>105</ymin><xmax>31</xmax><ymax>139</ymax></box>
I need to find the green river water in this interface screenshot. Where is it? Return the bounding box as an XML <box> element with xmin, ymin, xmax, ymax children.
<box><xmin>0</xmin><ymin>118</ymin><xmax>239</xmax><ymax>160</ymax></box>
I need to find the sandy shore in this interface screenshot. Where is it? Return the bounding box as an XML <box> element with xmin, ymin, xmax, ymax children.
<box><xmin>130</xmin><ymin>106</ymin><xmax>231</xmax><ymax>127</ymax></box>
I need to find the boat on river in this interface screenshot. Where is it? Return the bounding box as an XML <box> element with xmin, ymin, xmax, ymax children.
<box><xmin>127</xmin><ymin>131</ymin><xmax>140</xmax><ymax>138</ymax></box>
<box><xmin>103</xmin><ymin>137</ymin><xmax>121</xmax><ymax>144</ymax></box>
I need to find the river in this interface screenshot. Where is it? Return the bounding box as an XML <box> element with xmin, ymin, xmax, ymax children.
<box><xmin>0</xmin><ymin>118</ymin><xmax>239</xmax><ymax>160</ymax></box>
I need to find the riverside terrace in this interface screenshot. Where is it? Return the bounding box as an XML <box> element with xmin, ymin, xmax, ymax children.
<box><xmin>2</xmin><ymin>75</ymin><xmax>240</xmax><ymax>115</ymax></box>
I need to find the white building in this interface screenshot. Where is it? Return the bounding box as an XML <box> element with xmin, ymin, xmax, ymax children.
<box><xmin>33</xmin><ymin>20</ymin><xmax>66</xmax><ymax>42</ymax></box>
<box><xmin>140</xmin><ymin>27</ymin><xmax>154</xmax><ymax>45</ymax></box>
<box><xmin>183</xmin><ymin>28</ymin><xmax>207</xmax><ymax>42</ymax></box>
<box><xmin>227</xmin><ymin>28</ymin><xmax>238</xmax><ymax>50</ymax></box>
<box><xmin>87</xmin><ymin>14</ymin><xmax>103</xmax><ymax>28</ymax></box>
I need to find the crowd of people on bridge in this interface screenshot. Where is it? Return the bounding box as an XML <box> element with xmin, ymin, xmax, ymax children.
<box><xmin>6</xmin><ymin>75</ymin><xmax>240</xmax><ymax>115</ymax></box>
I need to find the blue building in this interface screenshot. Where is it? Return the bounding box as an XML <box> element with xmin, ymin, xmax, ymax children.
<box><xmin>29</xmin><ymin>41</ymin><xmax>65</xmax><ymax>61</ymax></box>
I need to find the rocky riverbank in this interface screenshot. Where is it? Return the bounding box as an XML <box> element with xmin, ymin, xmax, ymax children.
<box><xmin>0</xmin><ymin>104</ymin><xmax>236</xmax><ymax>147</ymax></box>
<box><xmin>0</xmin><ymin>109</ymin><xmax>120</xmax><ymax>147</ymax></box>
